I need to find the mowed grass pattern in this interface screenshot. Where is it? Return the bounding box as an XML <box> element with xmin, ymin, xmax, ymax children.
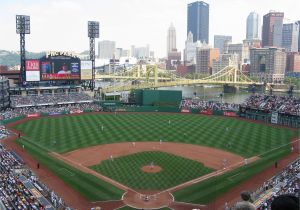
<box><xmin>13</xmin><ymin>113</ymin><xmax>297</xmax><ymax>157</ymax></box>
<box><xmin>90</xmin><ymin>151</ymin><xmax>214</xmax><ymax>190</ymax></box>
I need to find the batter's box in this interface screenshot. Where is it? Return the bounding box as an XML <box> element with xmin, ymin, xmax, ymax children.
<box><xmin>58</xmin><ymin>168</ymin><xmax>75</xmax><ymax>177</ymax></box>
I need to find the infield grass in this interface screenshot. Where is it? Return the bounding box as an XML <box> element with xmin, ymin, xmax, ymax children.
<box><xmin>90</xmin><ymin>151</ymin><xmax>214</xmax><ymax>190</ymax></box>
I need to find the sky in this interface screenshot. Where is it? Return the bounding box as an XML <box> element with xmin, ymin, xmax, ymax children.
<box><xmin>0</xmin><ymin>0</ymin><xmax>299</xmax><ymax>58</ymax></box>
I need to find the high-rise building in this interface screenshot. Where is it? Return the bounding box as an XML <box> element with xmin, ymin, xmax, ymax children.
<box><xmin>184</xmin><ymin>32</ymin><xmax>198</xmax><ymax>64</ymax></box>
<box><xmin>249</xmin><ymin>47</ymin><xmax>286</xmax><ymax>82</ymax></box>
<box><xmin>246</xmin><ymin>12</ymin><xmax>260</xmax><ymax>39</ymax></box>
<box><xmin>214</xmin><ymin>35</ymin><xmax>232</xmax><ymax>54</ymax></box>
<box><xmin>115</xmin><ymin>48</ymin><xmax>123</xmax><ymax>59</ymax></box>
<box><xmin>212</xmin><ymin>54</ymin><xmax>239</xmax><ymax>74</ymax></box>
<box><xmin>167</xmin><ymin>50</ymin><xmax>181</xmax><ymax>70</ymax></box>
<box><xmin>131</xmin><ymin>45</ymin><xmax>135</xmax><ymax>57</ymax></box>
<box><xmin>187</xmin><ymin>1</ymin><xmax>209</xmax><ymax>43</ymax></box>
<box><xmin>121</xmin><ymin>49</ymin><xmax>130</xmax><ymax>57</ymax></box>
<box><xmin>132</xmin><ymin>44</ymin><xmax>150</xmax><ymax>59</ymax></box>
<box><xmin>262</xmin><ymin>11</ymin><xmax>284</xmax><ymax>47</ymax></box>
<box><xmin>243</xmin><ymin>39</ymin><xmax>261</xmax><ymax>49</ymax></box>
<box><xmin>282</xmin><ymin>23</ymin><xmax>299</xmax><ymax>52</ymax></box>
<box><xmin>286</xmin><ymin>52</ymin><xmax>300</xmax><ymax>73</ymax></box>
<box><xmin>226</xmin><ymin>43</ymin><xmax>249</xmax><ymax>67</ymax></box>
<box><xmin>297</xmin><ymin>21</ymin><xmax>300</xmax><ymax>53</ymax></box>
<box><xmin>98</xmin><ymin>40</ymin><xmax>116</xmax><ymax>59</ymax></box>
<box><xmin>167</xmin><ymin>23</ymin><xmax>177</xmax><ymax>55</ymax></box>
<box><xmin>196</xmin><ymin>45</ymin><xmax>219</xmax><ymax>75</ymax></box>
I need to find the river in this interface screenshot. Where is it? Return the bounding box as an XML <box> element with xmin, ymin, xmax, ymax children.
<box><xmin>96</xmin><ymin>81</ymin><xmax>299</xmax><ymax>104</ymax></box>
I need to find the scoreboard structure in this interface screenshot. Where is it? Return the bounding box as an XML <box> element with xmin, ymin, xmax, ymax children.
<box><xmin>24</xmin><ymin>53</ymin><xmax>92</xmax><ymax>82</ymax></box>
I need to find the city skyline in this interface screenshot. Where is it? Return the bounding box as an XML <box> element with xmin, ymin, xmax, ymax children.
<box><xmin>0</xmin><ymin>0</ymin><xmax>299</xmax><ymax>58</ymax></box>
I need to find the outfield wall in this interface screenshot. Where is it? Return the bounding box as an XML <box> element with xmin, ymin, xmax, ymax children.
<box><xmin>2</xmin><ymin>104</ymin><xmax>299</xmax><ymax>128</ymax></box>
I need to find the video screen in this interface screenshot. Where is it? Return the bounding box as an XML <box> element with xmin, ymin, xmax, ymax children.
<box><xmin>40</xmin><ymin>56</ymin><xmax>80</xmax><ymax>80</ymax></box>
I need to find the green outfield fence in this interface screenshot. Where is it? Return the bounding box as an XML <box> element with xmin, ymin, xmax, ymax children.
<box><xmin>119</xmin><ymin>105</ymin><xmax>181</xmax><ymax>113</ymax></box>
<box><xmin>243</xmin><ymin>110</ymin><xmax>300</xmax><ymax>128</ymax></box>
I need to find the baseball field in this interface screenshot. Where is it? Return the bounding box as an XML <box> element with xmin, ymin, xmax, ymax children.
<box><xmin>11</xmin><ymin>112</ymin><xmax>297</xmax><ymax>209</ymax></box>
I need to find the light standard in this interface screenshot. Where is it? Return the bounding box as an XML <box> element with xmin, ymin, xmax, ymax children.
<box><xmin>88</xmin><ymin>21</ymin><xmax>99</xmax><ymax>91</ymax></box>
<box><xmin>16</xmin><ymin>15</ymin><xmax>30</xmax><ymax>85</ymax></box>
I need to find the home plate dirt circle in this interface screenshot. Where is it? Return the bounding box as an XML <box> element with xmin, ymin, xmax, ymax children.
<box><xmin>123</xmin><ymin>190</ymin><xmax>173</xmax><ymax>209</ymax></box>
<box><xmin>141</xmin><ymin>165</ymin><xmax>162</xmax><ymax>173</ymax></box>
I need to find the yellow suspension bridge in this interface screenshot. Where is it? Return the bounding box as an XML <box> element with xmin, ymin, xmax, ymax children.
<box><xmin>97</xmin><ymin>65</ymin><xmax>262</xmax><ymax>93</ymax></box>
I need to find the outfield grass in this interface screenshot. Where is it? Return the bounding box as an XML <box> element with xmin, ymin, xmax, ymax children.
<box><xmin>12</xmin><ymin>113</ymin><xmax>298</xmax><ymax>203</ymax></box>
<box><xmin>13</xmin><ymin>113</ymin><xmax>297</xmax><ymax>158</ymax></box>
<box><xmin>91</xmin><ymin>151</ymin><xmax>214</xmax><ymax>190</ymax></box>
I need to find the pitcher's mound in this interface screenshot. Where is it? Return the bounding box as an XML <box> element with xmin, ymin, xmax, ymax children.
<box><xmin>141</xmin><ymin>165</ymin><xmax>162</xmax><ymax>173</ymax></box>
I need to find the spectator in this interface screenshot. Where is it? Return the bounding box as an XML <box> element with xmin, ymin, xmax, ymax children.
<box><xmin>234</xmin><ymin>191</ymin><xmax>256</xmax><ymax>210</ymax></box>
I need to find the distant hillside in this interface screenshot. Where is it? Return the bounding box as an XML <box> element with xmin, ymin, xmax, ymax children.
<box><xmin>0</xmin><ymin>50</ymin><xmax>46</xmax><ymax>67</ymax></box>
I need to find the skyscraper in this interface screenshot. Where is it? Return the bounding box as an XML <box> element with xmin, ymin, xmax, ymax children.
<box><xmin>296</xmin><ymin>21</ymin><xmax>300</xmax><ymax>53</ymax></box>
<box><xmin>187</xmin><ymin>1</ymin><xmax>209</xmax><ymax>43</ymax></box>
<box><xmin>282</xmin><ymin>23</ymin><xmax>299</xmax><ymax>52</ymax></box>
<box><xmin>250</xmin><ymin>47</ymin><xmax>286</xmax><ymax>82</ymax></box>
<box><xmin>262</xmin><ymin>11</ymin><xmax>284</xmax><ymax>47</ymax></box>
<box><xmin>214</xmin><ymin>35</ymin><xmax>232</xmax><ymax>54</ymax></box>
<box><xmin>184</xmin><ymin>31</ymin><xmax>198</xmax><ymax>64</ymax></box>
<box><xmin>246</xmin><ymin>12</ymin><xmax>260</xmax><ymax>39</ymax></box>
<box><xmin>98</xmin><ymin>40</ymin><xmax>116</xmax><ymax>59</ymax></box>
<box><xmin>196</xmin><ymin>45</ymin><xmax>219</xmax><ymax>75</ymax></box>
<box><xmin>167</xmin><ymin>23</ymin><xmax>177</xmax><ymax>55</ymax></box>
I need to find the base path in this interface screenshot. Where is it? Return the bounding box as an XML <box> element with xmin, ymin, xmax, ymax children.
<box><xmin>58</xmin><ymin>142</ymin><xmax>257</xmax><ymax>209</ymax></box>
<box><xmin>61</xmin><ymin>142</ymin><xmax>246</xmax><ymax>170</ymax></box>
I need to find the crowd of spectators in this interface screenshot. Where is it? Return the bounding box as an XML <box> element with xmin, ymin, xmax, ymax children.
<box><xmin>253</xmin><ymin>158</ymin><xmax>299</xmax><ymax>210</ymax></box>
<box><xmin>180</xmin><ymin>94</ymin><xmax>300</xmax><ymax>116</ymax></box>
<box><xmin>0</xmin><ymin>103</ymin><xmax>102</xmax><ymax>121</ymax></box>
<box><xmin>10</xmin><ymin>93</ymin><xmax>93</xmax><ymax>107</ymax></box>
<box><xmin>0</xmin><ymin>126</ymin><xmax>9</xmax><ymax>139</ymax></box>
<box><xmin>180</xmin><ymin>99</ymin><xmax>240</xmax><ymax>111</ymax></box>
<box><xmin>0</xmin><ymin>143</ymin><xmax>70</xmax><ymax>209</ymax></box>
<box><xmin>229</xmin><ymin>158</ymin><xmax>300</xmax><ymax>210</ymax></box>
<box><xmin>242</xmin><ymin>94</ymin><xmax>300</xmax><ymax>116</ymax></box>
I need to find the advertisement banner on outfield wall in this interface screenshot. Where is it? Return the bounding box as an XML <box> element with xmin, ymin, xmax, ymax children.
<box><xmin>80</xmin><ymin>60</ymin><xmax>92</xmax><ymax>80</ymax></box>
<box><xmin>223</xmin><ymin>111</ymin><xmax>237</xmax><ymax>117</ymax></box>
<box><xmin>181</xmin><ymin>109</ymin><xmax>190</xmax><ymax>113</ymax></box>
<box><xmin>271</xmin><ymin>112</ymin><xmax>278</xmax><ymax>124</ymax></box>
<box><xmin>200</xmin><ymin>109</ymin><xmax>213</xmax><ymax>115</ymax></box>
<box><xmin>27</xmin><ymin>113</ymin><xmax>40</xmax><ymax>118</ymax></box>
<box><xmin>70</xmin><ymin>109</ymin><xmax>83</xmax><ymax>114</ymax></box>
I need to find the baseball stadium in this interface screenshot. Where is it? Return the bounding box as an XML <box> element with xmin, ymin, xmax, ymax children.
<box><xmin>1</xmin><ymin>77</ymin><xmax>299</xmax><ymax>210</ymax></box>
<box><xmin>0</xmin><ymin>10</ymin><xmax>299</xmax><ymax>210</ymax></box>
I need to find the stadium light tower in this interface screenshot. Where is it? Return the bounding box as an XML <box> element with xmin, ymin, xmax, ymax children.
<box><xmin>88</xmin><ymin>21</ymin><xmax>99</xmax><ymax>90</ymax></box>
<box><xmin>16</xmin><ymin>15</ymin><xmax>30</xmax><ymax>85</ymax></box>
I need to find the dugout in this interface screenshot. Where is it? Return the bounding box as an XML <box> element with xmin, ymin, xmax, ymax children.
<box><xmin>130</xmin><ymin>89</ymin><xmax>182</xmax><ymax>106</ymax></box>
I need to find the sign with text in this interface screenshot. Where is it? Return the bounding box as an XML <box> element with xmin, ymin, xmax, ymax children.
<box><xmin>223</xmin><ymin>111</ymin><xmax>237</xmax><ymax>117</ymax></box>
<box><xmin>25</xmin><ymin>60</ymin><xmax>40</xmax><ymax>81</ymax></box>
<box><xmin>200</xmin><ymin>109</ymin><xmax>213</xmax><ymax>115</ymax></box>
<box><xmin>271</xmin><ymin>112</ymin><xmax>278</xmax><ymax>124</ymax></box>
